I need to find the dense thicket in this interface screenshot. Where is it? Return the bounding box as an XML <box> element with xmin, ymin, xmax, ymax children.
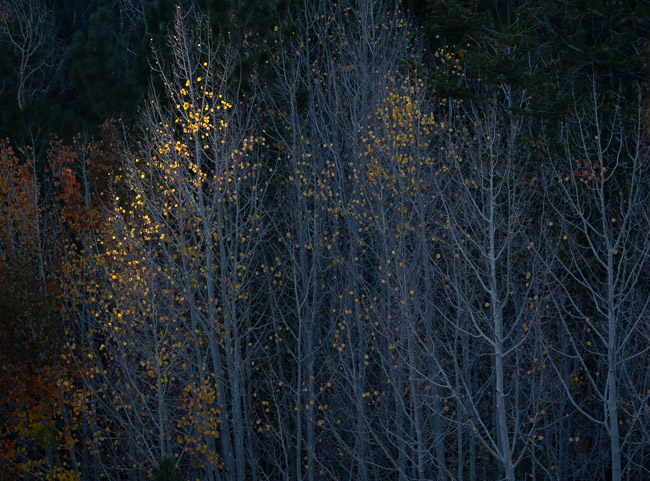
<box><xmin>1</xmin><ymin>1</ymin><xmax>649</xmax><ymax>481</ymax></box>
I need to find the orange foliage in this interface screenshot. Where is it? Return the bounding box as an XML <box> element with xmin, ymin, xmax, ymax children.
<box><xmin>0</xmin><ymin>137</ymin><xmax>108</xmax><ymax>481</ymax></box>
<box><xmin>573</xmin><ymin>158</ymin><xmax>606</xmax><ymax>182</ymax></box>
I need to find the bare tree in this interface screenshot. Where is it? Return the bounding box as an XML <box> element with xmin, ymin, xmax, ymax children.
<box><xmin>429</xmin><ymin>96</ymin><xmax>554</xmax><ymax>481</ymax></box>
<box><xmin>80</xmin><ymin>9</ymin><xmax>269</xmax><ymax>481</ymax></box>
<box><xmin>0</xmin><ymin>0</ymin><xmax>58</xmax><ymax>110</ymax></box>
<box><xmin>542</xmin><ymin>82</ymin><xmax>650</xmax><ymax>481</ymax></box>
<box><xmin>261</xmin><ymin>1</ymin><xmax>434</xmax><ymax>480</ymax></box>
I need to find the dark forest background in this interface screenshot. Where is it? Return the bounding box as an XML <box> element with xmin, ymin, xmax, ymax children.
<box><xmin>1</xmin><ymin>1</ymin><xmax>649</xmax><ymax>480</ymax></box>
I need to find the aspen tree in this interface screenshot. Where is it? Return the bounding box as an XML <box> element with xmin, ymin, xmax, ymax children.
<box><xmin>543</xmin><ymin>83</ymin><xmax>650</xmax><ymax>481</ymax></box>
<box><xmin>430</xmin><ymin>97</ymin><xmax>553</xmax><ymax>481</ymax></box>
<box><xmin>87</xmin><ymin>9</ymin><xmax>268</xmax><ymax>480</ymax></box>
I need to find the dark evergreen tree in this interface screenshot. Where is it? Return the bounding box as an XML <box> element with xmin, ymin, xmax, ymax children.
<box><xmin>153</xmin><ymin>457</ymin><xmax>182</xmax><ymax>481</ymax></box>
<box><xmin>421</xmin><ymin>0</ymin><xmax>649</xmax><ymax>118</ymax></box>
<box><xmin>199</xmin><ymin>0</ymin><xmax>291</xmax><ymax>89</ymax></box>
<box><xmin>69</xmin><ymin>6</ymin><xmax>140</xmax><ymax>128</ymax></box>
